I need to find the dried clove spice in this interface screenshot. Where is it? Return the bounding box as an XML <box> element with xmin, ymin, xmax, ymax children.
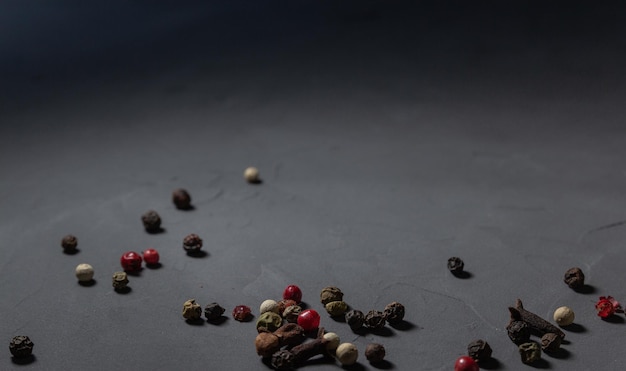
<box><xmin>255</xmin><ymin>323</ymin><xmax>307</xmax><ymax>358</ymax></box>
<box><xmin>509</xmin><ymin>299</ymin><xmax>565</xmax><ymax>339</ymax></box>
<box><xmin>256</xmin><ymin>332</ymin><xmax>281</xmax><ymax>358</ymax></box>
<box><xmin>269</xmin><ymin>327</ymin><xmax>329</xmax><ymax>369</ymax></box>
<box><xmin>563</xmin><ymin>267</ymin><xmax>585</xmax><ymax>289</ymax></box>
<box><xmin>467</xmin><ymin>339</ymin><xmax>492</xmax><ymax>362</ymax></box>
<box><xmin>541</xmin><ymin>333</ymin><xmax>561</xmax><ymax>353</ymax></box>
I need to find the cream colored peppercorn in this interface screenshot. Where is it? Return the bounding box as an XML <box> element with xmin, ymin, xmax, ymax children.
<box><xmin>182</xmin><ymin>299</ymin><xmax>202</xmax><ymax>320</ymax></box>
<box><xmin>336</xmin><ymin>342</ymin><xmax>358</xmax><ymax>365</ymax></box>
<box><xmin>553</xmin><ymin>306</ymin><xmax>575</xmax><ymax>326</ymax></box>
<box><xmin>323</xmin><ymin>332</ymin><xmax>340</xmax><ymax>352</ymax></box>
<box><xmin>75</xmin><ymin>263</ymin><xmax>94</xmax><ymax>282</ymax></box>
<box><xmin>260</xmin><ymin>299</ymin><xmax>279</xmax><ymax>315</ymax></box>
<box><xmin>244</xmin><ymin>167</ymin><xmax>260</xmax><ymax>183</ymax></box>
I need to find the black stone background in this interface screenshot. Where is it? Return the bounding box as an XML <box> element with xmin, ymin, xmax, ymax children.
<box><xmin>2</xmin><ymin>1</ymin><xmax>626</xmax><ymax>370</ymax></box>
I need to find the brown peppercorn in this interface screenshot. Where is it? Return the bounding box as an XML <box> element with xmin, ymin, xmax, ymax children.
<box><xmin>324</xmin><ymin>301</ymin><xmax>348</xmax><ymax>317</ymax></box>
<box><xmin>365</xmin><ymin>343</ymin><xmax>386</xmax><ymax>363</ymax></box>
<box><xmin>282</xmin><ymin>305</ymin><xmax>302</xmax><ymax>323</ymax></box>
<box><xmin>273</xmin><ymin>323</ymin><xmax>306</xmax><ymax>347</ymax></box>
<box><xmin>141</xmin><ymin>210</ymin><xmax>162</xmax><ymax>233</ymax></box>
<box><xmin>183</xmin><ymin>233</ymin><xmax>203</xmax><ymax>252</ymax></box>
<box><xmin>447</xmin><ymin>257</ymin><xmax>464</xmax><ymax>274</ymax></box>
<box><xmin>519</xmin><ymin>342</ymin><xmax>541</xmax><ymax>364</ymax></box>
<box><xmin>564</xmin><ymin>267</ymin><xmax>585</xmax><ymax>290</ymax></box>
<box><xmin>204</xmin><ymin>302</ymin><xmax>225</xmax><ymax>321</ymax></box>
<box><xmin>320</xmin><ymin>286</ymin><xmax>344</xmax><ymax>305</ymax></box>
<box><xmin>365</xmin><ymin>310</ymin><xmax>386</xmax><ymax>330</ymax></box>
<box><xmin>507</xmin><ymin>320</ymin><xmax>531</xmax><ymax>344</ymax></box>
<box><xmin>541</xmin><ymin>333</ymin><xmax>561</xmax><ymax>353</ymax></box>
<box><xmin>345</xmin><ymin>309</ymin><xmax>365</xmax><ymax>331</ymax></box>
<box><xmin>172</xmin><ymin>188</ymin><xmax>192</xmax><ymax>210</ymax></box>
<box><xmin>9</xmin><ymin>336</ymin><xmax>34</xmax><ymax>358</ymax></box>
<box><xmin>255</xmin><ymin>332</ymin><xmax>281</xmax><ymax>358</ymax></box>
<box><xmin>182</xmin><ymin>299</ymin><xmax>202</xmax><ymax>320</ymax></box>
<box><xmin>467</xmin><ymin>339</ymin><xmax>492</xmax><ymax>362</ymax></box>
<box><xmin>384</xmin><ymin>301</ymin><xmax>405</xmax><ymax>324</ymax></box>
<box><xmin>61</xmin><ymin>235</ymin><xmax>78</xmax><ymax>253</ymax></box>
<box><xmin>276</xmin><ymin>299</ymin><xmax>297</xmax><ymax>315</ymax></box>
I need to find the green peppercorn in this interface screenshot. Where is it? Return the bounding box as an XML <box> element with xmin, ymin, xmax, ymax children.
<box><xmin>112</xmin><ymin>271</ymin><xmax>129</xmax><ymax>291</ymax></box>
<box><xmin>519</xmin><ymin>342</ymin><xmax>541</xmax><ymax>364</ymax></box>
<box><xmin>320</xmin><ymin>286</ymin><xmax>344</xmax><ymax>305</ymax></box>
<box><xmin>182</xmin><ymin>299</ymin><xmax>202</xmax><ymax>321</ymax></box>
<box><xmin>325</xmin><ymin>301</ymin><xmax>348</xmax><ymax>317</ymax></box>
<box><xmin>256</xmin><ymin>312</ymin><xmax>283</xmax><ymax>332</ymax></box>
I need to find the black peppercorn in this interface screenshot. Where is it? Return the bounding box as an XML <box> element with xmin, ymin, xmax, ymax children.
<box><xmin>345</xmin><ymin>309</ymin><xmax>365</xmax><ymax>331</ymax></box>
<box><xmin>183</xmin><ymin>233</ymin><xmax>203</xmax><ymax>252</ymax></box>
<box><xmin>365</xmin><ymin>310</ymin><xmax>386</xmax><ymax>330</ymax></box>
<box><xmin>564</xmin><ymin>267</ymin><xmax>585</xmax><ymax>290</ymax></box>
<box><xmin>141</xmin><ymin>210</ymin><xmax>162</xmax><ymax>233</ymax></box>
<box><xmin>172</xmin><ymin>188</ymin><xmax>192</xmax><ymax>210</ymax></box>
<box><xmin>384</xmin><ymin>301</ymin><xmax>405</xmax><ymax>324</ymax></box>
<box><xmin>467</xmin><ymin>339</ymin><xmax>492</xmax><ymax>362</ymax></box>
<box><xmin>507</xmin><ymin>320</ymin><xmax>531</xmax><ymax>344</ymax></box>
<box><xmin>61</xmin><ymin>234</ymin><xmax>78</xmax><ymax>253</ymax></box>
<box><xmin>447</xmin><ymin>257</ymin><xmax>464</xmax><ymax>274</ymax></box>
<box><xmin>204</xmin><ymin>302</ymin><xmax>225</xmax><ymax>321</ymax></box>
<box><xmin>9</xmin><ymin>336</ymin><xmax>34</xmax><ymax>358</ymax></box>
<box><xmin>365</xmin><ymin>343</ymin><xmax>386</xmax><ymax>363</ymax></box>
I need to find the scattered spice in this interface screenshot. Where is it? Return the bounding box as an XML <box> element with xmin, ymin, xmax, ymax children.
<box><xmin>233</xmin><ymin>305</ymin><xmax>253</xmax><ymax>322</ymax></box>
<box><xmin>183</xmin><ymin>234</ymin><xmax>203</xmax><ymax>253</ymax></box>
<box><xmin>256</xmin><ymin>324</ymin><xmax>307</xmax><ymax>358</ymax></box>
<box><xmin>256</xmin><ymin>312</ymin><xmax>283</xmax><ymax>333</ymax></box>
<box><xmin>75</xmin><ymin>263</ymin><xmax>94</xmax><ymax>282</ymax></box>
<box><xmin>541</xmin><ymin>333</ymin><xmax>561</xmax><ymax>352</ymax></box>
<box><xmin>244</xmin><ymin>167</ymin><xmax>260</xmax><ymax>183</ymax></box>
<box><xmin>282</xmin><ymin>305</ymin><xmax>302</xmax><ymax>323</ymax></box>
<box><xmin>260</xmin><ymin>299</ymin><xmax>279</xmax><ymax>315</ymax></box>
<box><xmin>283</xmin><ymin>285</ymin><xmax>302</xmax><ymax>303</ymax></box>
<box><xmin>204</xmin><ymin>302</ymin><xmax>225</xmax><ymax>321</ymax></box>
<box><xmin>255</xmin><ymin>332</ymin><xmax>281</xmax><ymax>358</ymax></box>
<box><xmin>467</xmin><ymin>339</ymin><xmax>492</xmax><ymax>362</ymax></box>
<box><xmin>270</xmin><ymin>349</ymin><xmax>295</xmax><ymax>370</ymax></box>
<box><xmin>172</xmin><ymin>188</ymin><xmax>192</xmax><ymax>210</ymax></box>
<box><xmin>384</xmin><ymin>301</ymin><xmax>405</xmax><ymax>324</ymax></box>
<box><xmin>9</xmin><ymin>336</ymin><xmax>34</xmax><ymax>358</ymax></box>
<box><xmin>506</xmin><ymin>320</ymin><xmax>530</xmax><ymax>344</ymax></box>
<box><xmin>297</xmin><ymin>309</ymin><xmax>320</xmax><ymax>331</ymax></box>
<box><xmin>365</xmin><ymin>310</ymin><xmax>386</xmax><ymax>330</ymax></box>
<box><xmin>365</xmin><ymin>343</ymin><xmax>386</xmax><ymax>363</ymax></box>
<box><xmin>61</xmin><ymin>234</ymin><xmax>78</xmax><ymax>253</ymax></box>
<box><xmin>345</xmin><ymin>309</ymin><xmax>365</xmax><ymax>331</ymax></box>
<box><xmin>596</xmin><ymin>297</ymin><xmax>617</xmax><ymax>318</ymax></box>
<box><xmin>120</xmin><ymin>251</ymin><xmax>143</xmax><ymax>272</ymax></box>
<box><xmin>447</xmin><ymin>257</ymin><xmax>465</xmax><ymax>275</ymax></box>
<box><xmin>324</xmin><ymin>301</ymin><xmax>348</xmax><ymax>317</ymax></box>
<box><xmin>112</xmin><ymin>271</ymin><xmax>129</xmax><ymax>291</ymax></box>
<box><xmin>454</xmin><ymin>356</ymin><xmax>479</xmax><ymax>371</ymax></box>
<box><xmin>276</xmin><ymin>299</ymin><xmax>297</xmax><ymax>316</ymax></box>
<box><xmin>182</xmin><ymin>299</ymin><xmax>202</xmax><ymax>320</ymax></box>
<box><xmin>270</xmin><ymin>327</ymin><xmax>330</xmax><ymax>369</ymax></box>
<box><xmin>141</xmin><ymin>210</ymin><xmax>162</xmax><ymax>233</ymax></box>
<box><xmin>509</xmin><ymin>299</ymin><xmax>565</xmax><ymax>339</ymax></box>
<box><xmin>320</xmin><ymin>286</ymin><xmax>343</xmax><ymax>305</ymax></box>
<box><xmin>335</xmin><ymin>342</ymin><xmax>359</xmax><ymax>366</ymax></box>
<box><xmin>553</xmin><ymin>306</ymin><xmax>575</xmax><ymax>326</ymax></box>
<box><xmin>563</xmin><ymin>267</ymin><xmax>585</xmax><ymax>289</ymax></box>
<box><xmin>322</xmin><ymin>332</ymin><xmax>340</xmax><ymax>352</ymax></box>
<box><xmin>518</xmin><ymin>342</ymin><xmax>541</xmax><ymax>364</ymax></box>
<box><xmin>142</xmin><ymin>248</ymin><xmax>160</xmax><ymax>266</ymax></box>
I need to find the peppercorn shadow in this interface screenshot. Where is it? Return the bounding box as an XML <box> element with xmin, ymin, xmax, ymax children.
<box><xmin>388</xmin><ymin>319</ymin><xmax>417</xmax><ymax>331</ymax></box>
<box><xmin>573</xmin><ymin>284</ymin><xmax>596</xmax><ymax>294</ymax></box>
<box><xmin>341</xmin><ymin>362</ymin><xmax>366</xmax><ymax>371</ymax></box>
<box><xmin>601</xmin><ymin>314</ymin><xmax>625</xmax><ymax>324</ymax></box>
<box><xmin>478</xmin><ymin>357</ymin><xmax>502</xmax><ymax>370</ymax></box>
<box><xmin>186</xmin><ymin>250</ymin><xmax>208</xmax><ymax>258</ymax></box>
<box><xmin>369</xmin><ymin>359</ymin><xmax>394</xmax><ymax>369</ymax></box>
<box><xmin>114</xmin><ymin>286</ymin><xmax>132</xmax><ymax>294</ymax></box>
<box><xmin>369</xmin><ymin>326</ymin><xmax>395</xmax><ymax>337</ymax></box>
<box><xmin>544</xmin><ymin>347</ymin><xmax>570</xmax><ymax>360</ymax></box>
<box><xmin>206</xmin><ymin>316</ymin><xmax>228</xmax><ymax>325</ymax></box>
<box><xmin>185</xmin><ymin>318</ymin><xmax>205</xmax><ymax>326</ymax></box>
<box><xmin>146</xmin><ymin>227</ymin><xmax>166</xmax><ymax>235</ymax></box>
<box><xmin>561</xmin><ymin>323</ymin><xmax>586</xmax><ymax>333</ymax></box>
<box><xmin>125</xmin><ymin>269</ymin><xmax>143</xmax><ymax>277</ymax></box>
<box><xmin>451</xmin><ymin>270</ymin><xmax>473</xmax><ymax>279</ymax></box>
<box><xmin>78</xmin><ymin>279</ymin><xmax>96</xmax><ymax>287</ymax></box>
<box><xmin>63</xmin><ymin>248</ymin><xmax>80</xmax><ymax>255</ymax></box>
<box><xmin>11</xmin><ymin>355</ymin><xmax>36</xmax><ymax>365</ymax></box>
<box><xmin>526</xmin><ymin>358</ymin><xmax>550</xmax><ymax>369</ymax></box>
<box><xmin>145</xmin><ymin>262</ymin><xmax>163</xmax><ymax>269</ymax></box>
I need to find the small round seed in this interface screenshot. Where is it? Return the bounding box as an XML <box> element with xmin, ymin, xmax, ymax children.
<box><xmin>336</xmin><ymin>342</ymin><xmax>358</xmax><ymax>366</ymax></box>
<box><xmin>75</xmin><ymin>263</ymin><xmax>94</xmax><ymax>282</ymax></box>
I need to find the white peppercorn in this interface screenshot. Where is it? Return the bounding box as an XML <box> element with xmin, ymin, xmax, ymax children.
<box><xmin>323</xmin><ymin>332</ymin><xmax>340</xmax><ymax>352</ymax></box>
<box><xmin>553</xmin><ymin>306</ymin><xmax>575</xmax><ymax>327</ymax></box>
<box><xmin>336</xmin><ymin>342</ymin><xmax>358</xmax><ymax>365</ymax></box>
<box><xmin>260</xmin><ymin>299</ymin><xmax>279</xmax><ymax>315</ymax></box>
<box><xmin>244</xmin><ymin>167</ymin><xmax>260</xmax><ymax>183</ymax></box>
<box><xmin>75</xmin><ymin>263</ymin><xmax>94</xmax><ymax>282</ymax></box>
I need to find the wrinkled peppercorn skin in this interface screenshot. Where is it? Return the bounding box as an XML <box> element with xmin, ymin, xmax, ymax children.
<box><xmin>519</xmin><ymin>342</ymin><xmax>541</xmax><ymax>364</ymax></box>
<box><xmin>204</xmin><ymin>302</ymin><xmax>225</xmax><ymax>321</ymax></box>
<box><xmin>345</xmin><ymin>309</ymin><xmax>365</xmax><ymax>331</ymax></box>
<box><xmin>540</xmin><ymin>333</ymin><xmax>561</xmax><ymax>352</ymax></box>
<box><xmin>563</xmin><ymin>267</ymin><xmax>585</xmax><ymax>289</ymax></box>
<box><xmin>507</xmin><ymin>320</ymin><xmax>531</xmax><ymax>344</ymax></box>
<box><xmin>141</xmin><ymin>211</ymin><xmax>162</xmax><ymax>232</ymax></box>
<box><xmin>9</xmin><ymin>336</ymin><xmax>34</xmax><ymax>358</ymax></box>
<box><xmin>172</xmin><ymin>188</ymin><xmax>192</xmax><ymax>209</ymax></box>
<box><xmin>384</xmin><ymin>301</ymin><xmax>405</xmax><ymax>324</ymax></box>
<box><xmin>365</xmin><ymin>343</ymin><xmax>386</xmax><ymax>363</ymax></box>
<box><xmin>467</xmin><ymin>339</ymin><xmax>492</xmax><ymax>362</ymax></box>
<box><xmin>447</xmin><ymin>257</ymin><xmax>465</xmax><ymax>273</ymax></box>
<box><xmin>183</xmin><ymin>234</ymin><xmax>203</xmax><ymax>252</ymax></box>
<box><xmin>320</xmin><ymin>286</ymin><xmax>344</xmax><ymax>305</ymax></box>
<box><xmin>365</xmin><ymin>310</ymin><xmax>386</xmax><ymax>330</ymax></box>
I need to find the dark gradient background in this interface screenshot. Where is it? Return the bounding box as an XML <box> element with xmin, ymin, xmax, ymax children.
<box><xmin>2</xmin><ymin>1</ymin><xmax>626</xmax><ymax>370</ymax></box>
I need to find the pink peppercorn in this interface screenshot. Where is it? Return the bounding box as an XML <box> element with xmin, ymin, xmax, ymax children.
<box><xmin>297</xmin><ymin>309</ymin><xmax>320</xmax><ymax>331</ymax></box>
<box><xmin>120</xmin><ymin>251</ymin><xmax>142</xmax><ymax>272</ymax></box>
<box><xmin>232</xmin><ymin>305</ymin><xmax>252</xmax><ymax>322</ymax></box>
<box><xmin>454</xmin><ymin>356</ymin><xmax>479</xmax><ymax>371</ymax></box>
<box><xmin>142</xmin><ymin>248</ymin><xmax>160</xmax><ymax>265</ymax></box>
<box><xmin>283</xmin><ymin>285</ymin><xmax>302</xmax><ymax>303</ymax></box>
<box><xmin>596</xmin><ymin>298</ymin><xmax>615</xmax><ymax>318</ymax></box>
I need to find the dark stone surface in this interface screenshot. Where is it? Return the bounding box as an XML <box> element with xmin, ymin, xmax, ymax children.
<box><xmin>2</xmin><ymin>1</ymin><xmax>626</xmax><ymax>369</ymax></box>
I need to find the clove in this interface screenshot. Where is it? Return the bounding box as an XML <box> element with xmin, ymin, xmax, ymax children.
<box><xmin>509</xmin><ymin>299</ymin><xmax>565</xmax><ymax>339</ymax></box>
<box><xmin>256</xmin><ymin>323</ymin><xmax>306</xmax><ymax>357</ymax></box>
<box><xmin>270</xmin><ymin>327</ymin><xmax>331</xmax><ymax>370</ymax></box>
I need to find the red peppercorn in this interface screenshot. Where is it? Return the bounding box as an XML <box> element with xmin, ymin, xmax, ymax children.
<box><xmin>142</xmin><ymin>248</ymin><xmax>160</xmax><ymax>265</ymax></box>
<box><xmin>283</xmin><ymin>285</ymin><xmax>302</xmax><ymax>303</ymax></box>
<box><xmin>232</xmin><ymin>305</ymin><xmax>252</xmax><ymax>322</ymax></box>
<box><xmin>297</xmin><ymin>309</ymin><xmax>320</xmax><ymax>331</ymax></box>
<box><xmin>596</xmin><ymin>298</ymin><xmax>615</xmax><ymax>318</ymax></box>
<box><xmin>120</xmin><ymin>251</ymin><xmax>143</xmax><ymax>272</ymax></box>
<box><xmin>454</xmin><ymin>356</ymin><xmax>479</xmax><ymax>371</ymax></box>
